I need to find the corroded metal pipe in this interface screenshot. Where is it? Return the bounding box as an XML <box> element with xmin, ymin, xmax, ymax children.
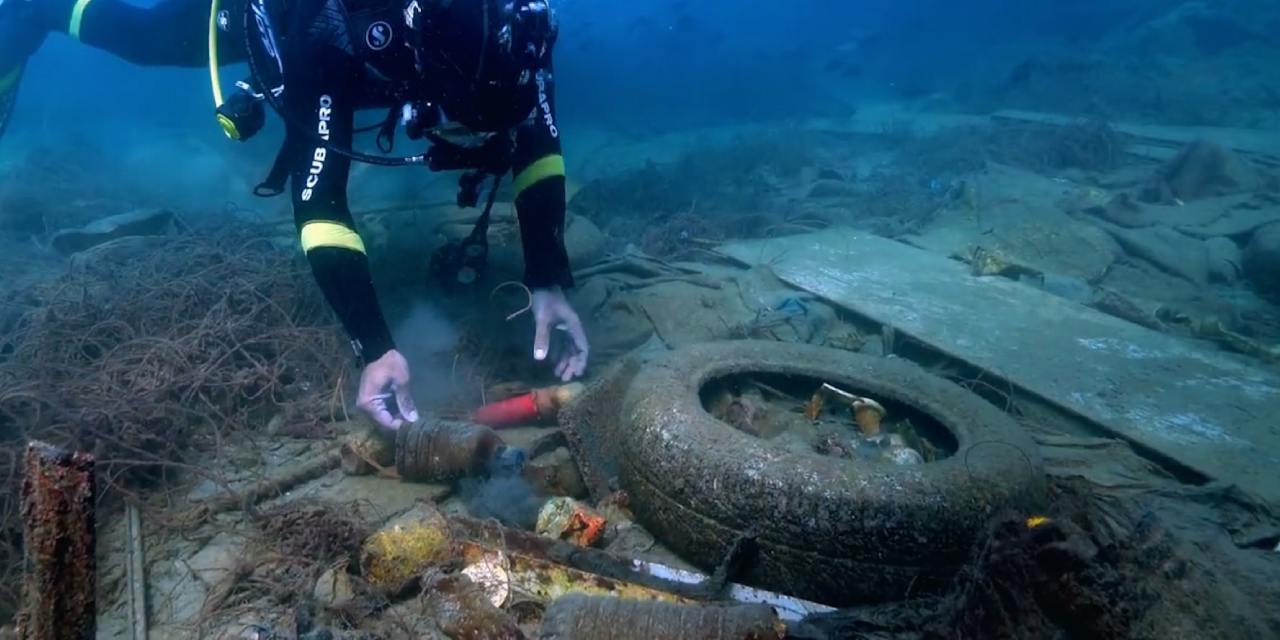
<box><xmin>538</xmin><ymin>593</ymin><xmax>783</xmax><ymax>640</ymax></box>
<box><xmin>17</xmin><ymin>441</ymin><xmax>96</xmax><ymax>640</ymax></box>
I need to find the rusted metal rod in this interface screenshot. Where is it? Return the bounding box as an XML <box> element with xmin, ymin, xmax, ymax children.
<box><xmin>539</xmin><ymin>593</ymin><xmax>783</xmax><ymax>640</ymax></box>
<box><xmin>17</xmin><ymin>441</ymin><xmax>96</xmax><ymax>640</ymax></box>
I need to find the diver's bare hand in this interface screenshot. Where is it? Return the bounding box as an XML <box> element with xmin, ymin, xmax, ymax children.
<box><xmin>532</xmin><ymin>286</ymin><xmax>589</xmax><ymax>382</ymax></box>
<box><xmin>357</xmin><ymin>350</ymin><xmax>420</xmax><ymax>430</ymax></box>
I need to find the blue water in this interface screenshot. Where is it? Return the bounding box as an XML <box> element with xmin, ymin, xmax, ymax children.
<box><xmin>3</xmin><ymin>0</ymin><xmax>1280</xmax><ymax>633</ymax></box>
<box><xmin>13</xmin><ymin>1</ymin><xmax>1274</xmax><ymax>147</ymax></box>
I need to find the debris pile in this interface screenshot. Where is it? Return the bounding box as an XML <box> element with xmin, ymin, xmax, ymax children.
<box><xmin>0</xmin><ymin>227</ymin><xmax>346</xmax><ymax>621</ymax></box>
<box><xmin>706</xmin><ymin>375</ymin><xmax>943</xmax><ymax>466</ymax></box>
<box><xmin>930</xmin><ymin>485</ymin><xmax>1280</xmax><ymax>639</ymax></box>
<box><xmin>195</xmin><ymin>498</ymin><xmax>801</xmax><ymax>639</ymax></box>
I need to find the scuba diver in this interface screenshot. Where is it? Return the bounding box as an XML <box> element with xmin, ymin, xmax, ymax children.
<box><xmin>0</xmin><ymin>0</ymin><xmax>589</xmax><ymax>430</ymax></box>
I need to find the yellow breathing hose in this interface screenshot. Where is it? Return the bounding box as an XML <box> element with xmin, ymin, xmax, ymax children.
<box><xmin>208</xmin><ymin>0</ymin><xmax>224</xmax><ymax>108</ymax></box>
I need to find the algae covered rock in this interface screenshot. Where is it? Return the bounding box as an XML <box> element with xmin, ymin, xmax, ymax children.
<box><xmin>313</xmin><ymin>567</ymin><xmax>357</xmax><ymax>608</ymax></box>
<box><xmin>1244</xmin><ymin>221</ymin><xmax>1280</xmax><ymax>299</ymax></box>
<box><xmin>360</xmin><ymin>504</ymin><xmax>452</xmax><ymax>591</ymax></box>
<box><xmin>1204</xmin><ymin>236</ymin><xmax>1243</xmax><ymax>284</ymax></box>
<box><xmin>1159</xmin><ymin>141</ymin><xmax>1260</xmax><ymax>202</ymax></box>
<box><xmin>1108</xmin><ymin>225</ymin><xmax>1211</xmax><ymax>285</ymax></box>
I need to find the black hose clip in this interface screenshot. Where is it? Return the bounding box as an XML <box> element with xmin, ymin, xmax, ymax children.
<box><xmin>429</xmin><ymin>174</ymin><xmax>503</xmax><ymax>288</ymax></box>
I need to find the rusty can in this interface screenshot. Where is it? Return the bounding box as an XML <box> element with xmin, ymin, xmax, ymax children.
<box><xmin>395</xmin><ymin>419</ymin><xmax>505</xmax><ymax>482</ymax></box>
<box><xmin>536</xmin><ymin>497</ymin><xmax>608</xmax><ymax>547</ymax></box>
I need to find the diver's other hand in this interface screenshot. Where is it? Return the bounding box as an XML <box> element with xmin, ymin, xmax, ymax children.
<box><xmin>532</xmin><ymin>286</ymin><xmax>589</xmax><ymax>382</ymax></box>
<box><xmin>357</xmin><ymin>350</ymin><xmax>420</xmax><ymax>430</ymax></box>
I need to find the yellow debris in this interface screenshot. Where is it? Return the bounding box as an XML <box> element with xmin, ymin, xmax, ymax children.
<box><xmin>803</xmin><ymin>392</ymin><xmax>824</xmax><ymax>421</ymax></box>
<box><xmin>361</xmin><ymin>514</ymin><xmax>452</xmax><ymax>589</ymax></box>
<box><xmin>852</xmin><ymin>397</ymin><xmax>886</xmax><ymax>437</ymax></box>
<box><xmin>1025</xmin><ymin>515</ymin><xmax>1051</xmax><ymax>529</ymax></box>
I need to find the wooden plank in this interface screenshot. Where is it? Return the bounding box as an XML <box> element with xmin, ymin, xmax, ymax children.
<box><xmin>720</xmin><ymin>229</ymin><xmax>1280</xmax><ymax>504</ymax></box>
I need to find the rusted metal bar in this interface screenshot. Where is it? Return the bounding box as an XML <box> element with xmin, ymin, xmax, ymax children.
<box><xmin>199</xmin><ymin>448</ymin><xmax>342</xmax><ymax>516</ymax></box>
<box><xmin>17</xmin><ymin>441</ymin><xmax>96</xmax><ymax>640</ymax></box>
<box><xmin>538</xmin><ymin>593</ymin><xmax>783</xmax><ymax>640</ymax></box>
<box><xmin>449</xmin><ymin>516</ymin><xmax>834</xmax><ymax>621</ymax></box>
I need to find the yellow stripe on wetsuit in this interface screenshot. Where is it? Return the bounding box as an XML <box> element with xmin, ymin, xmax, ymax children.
<box><xmin>513</xmin><ymin>154</ymin><xmax>565</xmax><ymax>198</ymax></box>
<box><xmin>300</xmin><ymin>221</ymin><xmax>366</xmax><ymax>254</ymax></box>
<box><xmin>68</xmin><ymin>0</ymin><xmax>95</xmax><ymax>40</ymax></box>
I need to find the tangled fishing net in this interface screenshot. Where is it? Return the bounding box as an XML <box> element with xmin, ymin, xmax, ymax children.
<box><xmin>0</xmin><ymin>227</ymin><xmax>350</xmax><ymax>620</ymax></box>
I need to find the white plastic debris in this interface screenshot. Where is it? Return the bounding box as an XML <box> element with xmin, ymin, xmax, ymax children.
<box><xmin>461</xmin><ymin>550</ymin><xmax>511</xmax><ymax>608</ymax></box>
<box><xmin>631</xmin><ymin>559</ymin><xmax>834</xmax><ymax>622</ymax></box>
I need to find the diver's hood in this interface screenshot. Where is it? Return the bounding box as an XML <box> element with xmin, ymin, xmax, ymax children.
<box><xmin>407</xmin><ymin>0</ymin><xmax>557</xmax><ymax>132</ymax></box>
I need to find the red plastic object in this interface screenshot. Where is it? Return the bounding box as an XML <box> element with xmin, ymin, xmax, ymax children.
<box><xmin>472</xmin><ymin>392</ymin><xmax>541</xmax><ymax>428</ymax></box>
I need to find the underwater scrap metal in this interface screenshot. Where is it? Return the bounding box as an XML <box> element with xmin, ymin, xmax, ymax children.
<box><xmin>457</xmin><ymin>540</ymin><xmax>689</xmax><ymax>608</ymax></box>
<box><xmin>191</xmin><ymin>449</ymin><xmax>343</xmax><ymax>521</ymax></box>
<box><xmin>450</xmin><ymin>516</ymin><xmax>798</xmax><ymax>607</ymax></box>
<box><xmin>1188</xmin><ymin>317</ymin><xmax>1280</xmax><ymax>365</ymax></box>
<box><xmin>538</xmin><ymin>593</ymin><xmax>783</xmax><ymax>640</ymax></box>
<box><xmin>956</xmin><ymin>245</ymin><xmax>1045</xmax><ymax>280</ymax></box>
<box><xmin>535</xmin><ymin>497</ymin><xmax>608</xmax><ymax>547</ymax></box>
<box><xmin>16</xmin><ymin>441</ymin><xmax>95</xmax><ymax>640</ymax></box>
<box><xmin>216</xmin><ymin>501</ymin><xmax>830</xmax><ymax>636</ymax></box>
<box><xmin>0</xmin><ymin>231</ymin><xmax>346</xmax><ymax>619</ymax></box>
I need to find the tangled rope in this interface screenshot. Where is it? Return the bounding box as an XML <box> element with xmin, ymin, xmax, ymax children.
<box><xmin>0</xmin><ymin>227</ymin><xmax>350</xmax><ymax>620</ymax></box>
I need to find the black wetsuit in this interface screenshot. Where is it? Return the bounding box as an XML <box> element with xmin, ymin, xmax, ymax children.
<box><xmin>1</xmin><ymin>0</ymin><xmax>572</xmax><ymax>365</ymax></box>
<box><xmin>0</xmin><ymin>0</ymin><xmax>225</xmax><ymax>138</ymax></box>
<box><xmin>270</xmin><ymin>0</ymin><xmax>570</xmax><ymax>363</ymax></box>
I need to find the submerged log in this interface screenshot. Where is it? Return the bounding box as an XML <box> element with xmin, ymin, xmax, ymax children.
<box><xmin>17</xmin><ymin>442</ymin><xmax>96</xmax><ymax>640</ymax></box>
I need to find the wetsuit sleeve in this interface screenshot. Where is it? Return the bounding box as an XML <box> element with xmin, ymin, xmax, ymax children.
<box><xmin>510</xmin><ymin>66</ymin><xmax>573</xmax><ymax>290</ymax></box>
<box><xmin>284</xmin><ymin>9</ymin><xmax>395</xmax><ymax>364</ymax></box>
<box><xmin>57</xmin><ymin>0</ymin><xmax>246</xmax><ymax>67</ymax></box>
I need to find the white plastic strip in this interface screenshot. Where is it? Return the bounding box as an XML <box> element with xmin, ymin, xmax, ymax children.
<box><xmin>632</xmin><ymin>559</ymin><xmax>836</xmax><ymax>622</ymax></box>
